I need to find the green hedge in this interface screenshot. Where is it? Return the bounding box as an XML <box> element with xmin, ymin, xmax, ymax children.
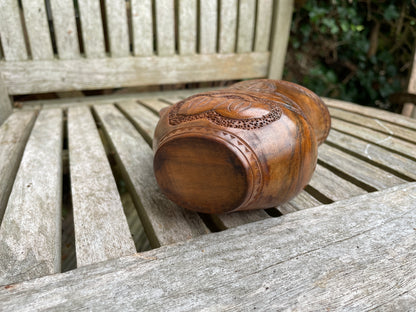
<box><xmin>284</xmin><ymin>0</ymin><xmax>415</xmax><ymax>111</ymax></box>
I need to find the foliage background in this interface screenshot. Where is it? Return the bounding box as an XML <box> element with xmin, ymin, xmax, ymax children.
<box><xmin>283</xmin><ymin>0</ymin><xmax>416</xmax><ymax>112</ymax></box>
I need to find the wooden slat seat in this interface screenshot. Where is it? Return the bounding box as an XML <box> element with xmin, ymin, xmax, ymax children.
<box><xmin>0</xmin><ymin>183</ymin><xmax>414</xmax><ymax>311</ymax></box>
<box><xmin>1</xmin><ymin>0</ymin><xmax>416</xmax><ymax>308</ymax></box>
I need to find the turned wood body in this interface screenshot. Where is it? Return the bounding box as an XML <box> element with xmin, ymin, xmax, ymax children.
<box><xmin>153</xmin><ymin>80</ymin><xmax>331</xmax><ymax>214</ymax></box>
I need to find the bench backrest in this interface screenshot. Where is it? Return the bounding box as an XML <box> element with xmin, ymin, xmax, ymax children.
<box><xmin>0</xmin><ymin>0</ymin><xmax>294</xmax><ymax>122</ymax></box>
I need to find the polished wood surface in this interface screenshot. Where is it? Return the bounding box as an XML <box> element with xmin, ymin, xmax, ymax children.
<box><xmin>153</xmin><ymin>80</ymin><xmax>331</xmax><ymax>213</ymax></box>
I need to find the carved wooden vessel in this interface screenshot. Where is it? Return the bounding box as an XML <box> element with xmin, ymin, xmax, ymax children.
<box><xmin>153</xmin><ymin>80</ymin><xmax>331</xmax><ymax>214</ymax></box>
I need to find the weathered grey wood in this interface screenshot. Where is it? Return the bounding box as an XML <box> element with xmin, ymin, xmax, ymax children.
<box><xmin>218</xmin><ymin>0</ymin><xmax>238</xmax><ymax>54</ymax></box>
<box><xmin>78</xmin><ymin>0</ymin><xmax>106</xmax><ymax>58</ymax></box>
<box><xmin>0</xmin><ymin>0</ymin><xmax>28</xmax><ymax>61</ymax></box>
<box><xmin>254</xmin><ymin>0</ymin><xmax>274</xmax><ymax>52</ymax></box>
<box><xmin>1</xmin><ymin>53</ymin><xmax>269</xmax><ymax>95</ymax></box>
<box><xmin>117</xmin><ymin>100</ymin><xmax>158</xmax><ymax>145</ymax></box>
<box><xmin>199</xmin><ymin>0</ymin><xmax>218</xmax><ymax>54</ymax></box>
<box><xmin>104</xmin><ymin>0</ymin><xmax>130</xmax><ymax>57</ymax></box>
<box><xmin>131</xmin><ymin>0</ymin><xmax>153</xmax><ymax>56</ymax></box>
<box><xmin>0</xmin><ymin>74</ymin><xmax>12</xmax><ymax>125</ymax></box>
<box><xmin>324</xmin><ymin>97</ymin><xmax>416</xmax><ymax>131</ymax></box>
<box><xmin>21</xmin><ymin>0</ymin><xmax>54</xmax><ymax>60</ymax></box>
<box><xmin>49</xmin><ymin>0</ymin><xmax>80</xmax><ymax>59</ymax></box>
<box><xmin>236</xmin><ymin>0</ymin><xmax>256</xmax><ymax>53</ymax></box>
<box><xmin>308</xmin><ymin>164</ymin><xmax>367</xmax><ymax>201</ymax></box>
<box><xmin>284</xmin><ymin>189</ymin><xmax>322</xmax><ymax>210</ymax></box>
<box><xmin>138</xmin><ymin>98</ymin><xmax>170</xmax><ymax>115</ymax></box>
<box><xmin>0</xmin><ymin>109</ymin><xmax>62</xmax><ymax>286</ymax></box>
<box><xmin>327</xmin><ymin>129</ymin><xmax>416</xmax><ymax>180</ymax></box>
<box><xmin>155</xmin><ymin>0</ymin><xmax>175</xmax><ymax>56</ymax></box>
<box><xmin>319</xmin><ymin>144</ymin><xmax>406</xmax><ymax>190</ymax></box>
<box><xmin>268</xmin><ymin>0</ymin><xmax>293</xmax><ymax>79</ymax></box>
<box><xmin>178</xmin><ymin>0</ymin><xmax>197</xmax><ymax>55</ymax></box>
<box><xmin>0</xmin><ymin>111</ymin><xmax>36</xmax><ymax>222</ymax></box>
<box><xmin>68</xmin><ymin>106</ymin><xmax>136</xmax><ymax>267</ymax></box>
<box><xmin>1</xmin><ymin>183</ymin><xmax>414</xmax><ymax>311</ymax></box>
<box><xmin>93</xmin><ymin>104</ymin><xmax>209</xmax><ymax>247</ymax></box>
<box><xmin>329</xmin><ymin>107</ymin><xmax>416</xmax><ymax>144</ymax></box>
<box><xmin>332</xmin><ymin>118</ymin><xmax>416</xmax><ymax>160</ymax></box>
<box><xmin>212</xmin><ymin>210</ymin><xmax>270</xmax><ymax>230</ymax></box>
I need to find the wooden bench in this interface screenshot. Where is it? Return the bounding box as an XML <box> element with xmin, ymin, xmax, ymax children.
<box><xmin>1</xmin><ymin>1</ymin><xmax>416</xmax><ymax>309</ymax></box>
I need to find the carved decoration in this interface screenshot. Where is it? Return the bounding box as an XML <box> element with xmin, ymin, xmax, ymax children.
<box><xmin>169</xmin><ymin>91</ymin><xmax>282</xmax><ymax>130</ymax></box>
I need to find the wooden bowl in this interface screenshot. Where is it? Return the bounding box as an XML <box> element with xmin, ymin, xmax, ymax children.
<box><xmin>153</xmin><ymin>80</ymin><xmax>331</xmax><ymax>214</ymax></box>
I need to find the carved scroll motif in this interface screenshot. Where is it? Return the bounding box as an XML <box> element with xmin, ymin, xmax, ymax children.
<box><xmin>169</xmin><ymin>91</ymin><xmax>283</xmax><ymax>130</ymax></box>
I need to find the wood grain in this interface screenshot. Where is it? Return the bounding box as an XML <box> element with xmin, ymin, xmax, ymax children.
<box><xmin>218</xmin><ymin>0</ymin><xmax>238</xmax><ymax>54</ymax></box>
<box><xmin>116</xmin><ymin>100</ymin><xmax>158</xmax><ymax>145</ymax></box>
<box><xmin>178</xmin><ymin>0</ymin><xmax>197</xmax><ymax>55</ymax></box>
<box><xmin>318</xmin><ymin>144</ymin><xmax>406</xmax><ymax>190</ymax></box>
<box><xmin>21</xmin><ymin>0</ymin><xmax>54</xmax><ymax>60</ymax></box>
<box><xmin>327</xmin><ymin>129</ymin><xmax>416</xmax><ymax>180</ymax></box>
<box><xmin>77</xmin><ymin>0</ymin><xmax>106</xmax><ymax>58</ymax></box>
<box><xmin>236</xmin><ymin>0</ymin><xmax>256</xmax><ymax>53</ymax></box>
<box><xmin>268</xmin><ymin>0</ymin><xmax>293</xmax><ymax>79</ymax></box>
<box><xmin>308</xmin><ymin>164</ymin><xmax>367</xmax><ymax>201</ymax></box>
<box><xmin>0</xmin><ymin>109</ymin><xmax>62</xmax><ymax>286</ymax></box>
<box><xmin>254</xmin><ymin>0</ymin><xmax>273</xmax><ymax>52</ymax></box>
<box><xmin>104</xmin><ymin>0</ymin><xmax>129</xmax><ymax>57</ymax></box>
<box><xmin>68</xmin><ymin>106</ymin><xmax>136</xmax><ymax>267</ymax></box>
<box><xmin>0</xmin><ymin>0</ymin><xmax>28</xmax><ymax>61</ymax></box>
<box><xmin>155</xmin><ymin>0</ymin><xmax>175</xmax><ymax>56</ymax></box>
<box><xmin>1</xmin><ymin>53</ymin><xmax>269</xmax><ymax>95</ymax></box>
<box><xmin>0</xmin><ymin>74</ymin><xmax>12</xmax><ymax>125</ymax></box>
<box><xmin>199</xmin><ymin>0</ymin><xmax>218</xmax><ymax>54</ymax></box>
<box><xmin>324</xmin><ymin>97</ymin><xmax>416</xmax><ymax>131</ymax></box>
<box><xmin>0</xmin><ymin>183</ymin><xmax>414</xmax><ymax>311</ymax></box>
<box><xmin>331</xmin><ymin>118</ymin><xmax>416</xmax><ymax>160</ymax></box>
<box><xmin>49</xmin><ymin>0</ymin><xmax>80</xmax><ymax>59</ymax></box>
<box><xmin>131</xmin><ymin>0</ymin><xmax>153</xmax><ymax>56</ymax></box>
<box><xmin>329</xmin><ymin>107</ymin><xmax>416</xmax><ymax>144</ymax></box>
<box><xmin>0</xmin><ymin>111</ymin><xmax>36</xmax><ymax>222</ymax></box>
<box><xmin>93</xmin><ymin>104</ymin><xmax>209</xmax><ymax>247</ymax></box>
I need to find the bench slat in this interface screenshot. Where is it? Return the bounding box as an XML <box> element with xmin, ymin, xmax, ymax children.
<box><xmin>0</xmin><ymin>109</ymin><xmax>62</xmax><ymax>286</ymax></box>
<box><xmin>0</xmin><ymin>0</ymin><xmax>28</xmax><ymax>61</ymax></box>
<box><xmin>254</xmin><ymin>0</ymin><xmax>273</xmax><ymax>52</ymax></box>
<box><xmin>332</xmin><ymin>118</ymin><xmax>416</xmax><ymax>160</ymax></box>
<box><xmin>104</xmin><ymin>0</ymin><xmax>129</xmax><ymax>57</ymax></box>
<box><xmin>327</xmin><ymin>129</ymin><xmax>416</xmax><ymax>180</ymax></box>
<box><xmin>78</xmin><ymin>0</ymin><xmax>106</xmax><ymax>58</ymax></box>
<box><xmin>138</xmin><ymin>99</ymin><xmax>170</xmax><ymax>115</ymax></box>
<box><xmin>268</xmin><ymin>0</ymin><xmax>293</xmax><ymax>79</ymax></box>
<box><xmin>155</xmin><ymin>0</ymin><xmax>175</xmax><ymax>56</ymax></box>
<box><xmin>131</xmin><ymin>0</ymin><xmax>153</xmax><ymax>56</ymax></box>
<box><xmin>68</xmin><ymin>106</ymin><xmax>136</xmax><ymax>267</ymax></box>
<box><xmin>0</xmin><ymin>111</ymin><xmax>36</xmax><ymax>223</ymax></box>
<box><xmin>329</xmin><ymin>107</ymin><xmax>416</xmax><ymax>144</ymax></box>
<box><xmin>309</xmin><ymin>164</ymin><xmax>367</xmax><ymax>201</ymax></box>
<box><xmin>199</xmin><ymin>0</ymin><xmax>218</xmax><ymax>54</ymax></box>
<box><xmin>2</xmin><ymin>183</ymin><xmax>414</xmax><ymax>310</ymax></box>
<box><xmin>21</xmin><ymin>0</ymin><xmax>54</xmax><ymax>60</ymax></box>
<box><xmin>212</xmin><ymin>210</ymin><xmax>270</xmax><ymax>230</ymax></box>
<box><xmin>1</xmin><ymin>53</ymin><xmax>269</xmax><ymax>95</ymax></box>
<box><xmin>178</xmin><ymin>0</ymin><xmax>197</xmax><ymax>55</ymax></box>
<box><xmin>282</xmin><ymin>190</ymin><xmax>322</xmax><ymax>211</ymax></box>
<box><xmin>218</xmin><ymin>0</ymin><xmax>238</xmax><ymax>53</ymax></box>
<box><xmin>319</xmin><ymin>144</ymin><xmax>406</xmax><ymax>190</ymax></box>
<box><xmin>49</xmin><ymin>0</ymin><xmax>80</xmax><ymax>59</ymax></box>
<box><xmin>93</xmin><ymin>104</ymin><xmax>209</xmax><ymax>247</ymax></box>
<box><xmin>117</xmin><ymin>100</ymin><xmax>158</xmax><ymax>145</ymax></box>
<box><xmin>324</xmin><ymin>97</ymin><xmax>416</xmax><ymax>131</ymax></box>
<box><xmin>236</xmin><ymin>0</ymin><xmax>256</xmax><ymax>53</ymax></box>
